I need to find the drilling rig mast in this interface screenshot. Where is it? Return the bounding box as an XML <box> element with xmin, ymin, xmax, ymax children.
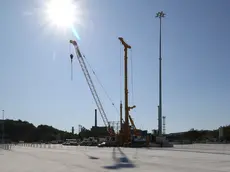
<box><xmin>118</xmin><ymin>37</ymin><xmax>136</xmax><ymax>146</ymax></box>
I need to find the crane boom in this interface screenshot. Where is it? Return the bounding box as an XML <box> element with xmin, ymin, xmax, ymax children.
<box><xmin>69</xmin><ymin>40</ymin><xmax>111</xmax><ymax>132</ymax></box>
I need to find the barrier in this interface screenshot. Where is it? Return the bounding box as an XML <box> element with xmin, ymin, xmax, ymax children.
<box><xmin>13</xmin><ymin>142</ymin><xmax>230</xmax><ymax>156</ymax></box>
<box><xmin>0</xmin><ymin>144</ymin><xmax>12</xmax><ymax>150</ymax></box>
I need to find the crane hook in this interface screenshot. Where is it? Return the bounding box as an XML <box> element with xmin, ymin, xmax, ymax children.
<box><xmin>70</xmin><ymin>54</ymin><xmax>74</xmax><ymax>62</ymax></box>
<box><xmin>70</xmin><ymin>54</ymin><xmax>74</xmax><ymax>80</ymax></box>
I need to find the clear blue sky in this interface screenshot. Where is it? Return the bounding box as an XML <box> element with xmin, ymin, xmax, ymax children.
<box><xmin>0</xmin><ymin>0</ymin><xmax>229</xmax><ymax>133</ymax></box>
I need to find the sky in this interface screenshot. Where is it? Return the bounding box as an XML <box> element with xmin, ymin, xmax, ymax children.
<box><xmin>0</xmin><ymin>0</ymin><xmax>230</xmax><ymax>133</ymax></box>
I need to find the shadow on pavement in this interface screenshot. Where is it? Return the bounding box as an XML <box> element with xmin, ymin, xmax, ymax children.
<box><xmin>87</xmin><ymin>155</ymin><xmax>100</xmax><ymax>159</ymax></box>
<box><xmin>103</xmin><ymin>147</ymin><xmax>136</xmax><ymax>170</ymax></box>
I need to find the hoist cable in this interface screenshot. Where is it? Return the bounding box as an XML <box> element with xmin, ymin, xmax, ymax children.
<box><xmin>130</xmin><ymin>49</ymin><xmax>134</xmax><ymax>105</ymax></box>
<box><xmin>69</xmin><ymin>44</ymin><xmax>73</xmax><ymax>81</ymax></box>
<box><xmin>71</xmin><ymin>60</ymin><xmax>73</xmax><ymax>80</ymax></box>
<box><xmin>82</xmin><ymin>54</ymin><xmax>120</xmax><ymax>115</ymax></box>
<box><xmin>120</xmin><ymin>42</ymin><xmax>123</xmax><ymax>104</ymax></box>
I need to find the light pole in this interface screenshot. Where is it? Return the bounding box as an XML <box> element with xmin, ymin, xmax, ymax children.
<box><xmin>156</xmin><ymin>11</ymin><xmax>165</xmax><ymax>136</ymax></box>
<box><xmin>2</xmin><ymin>110</ymin><xmax>4</xmax><ymax>144</ymax></box>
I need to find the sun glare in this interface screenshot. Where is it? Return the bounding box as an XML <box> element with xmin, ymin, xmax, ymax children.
<box><xmin>45</xmin><ymin>0</ymin><xmax>77</xmax><ymax>29</ymax></box>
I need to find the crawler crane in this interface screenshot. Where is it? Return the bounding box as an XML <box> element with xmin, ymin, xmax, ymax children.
<box><xmin>69</xmin><ymin>40</ymin><xmax>114</xmax><ymax>137</ymax></box>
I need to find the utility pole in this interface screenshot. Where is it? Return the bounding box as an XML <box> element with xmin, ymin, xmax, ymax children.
<box><xmin>120</xmin><ymin>102</ymin><xmax>122</xmax><ymax>132</ymax></box>
<box><xmin>95</xmin><ymin>109</ymin><xmax>97</xmax><ymax>127</ymax></box>
<box><xmin>2</xmin><ymin>110</ymin><xmax>4</xmax><ymax>144</ymax></box>
<box><xmin>156</xmin><ymin>11</ymin><xmax>165</xmax><ymax>136</ymax></box>
<box><xmin>162</xmin><ymin>116</ymin><xmax>166</xmax><ymax>135</ymax></box>
<box><xmin>118</xmin><ymin>37</ymin><xmax>135</xmax><ymax>145</ymax></box>
<box><xmin>78</xmin><ymin>125</ymin><xmax>82</xmax><ymax>134</ymax></box>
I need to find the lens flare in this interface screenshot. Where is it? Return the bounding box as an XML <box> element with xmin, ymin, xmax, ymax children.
<box><xmin>45</xmin><ymin>0</ymin><xmax>76</xmax><ymax>29</ymax></box>
<box><xmin>71</xmin><ymin>25</ymin><xmax>81</xmax><ymax>41</ymax></box>
<box><xmin>44</xmin><ymin>0</ymin><xmax>82</xmax><ymax>40</ymax></box>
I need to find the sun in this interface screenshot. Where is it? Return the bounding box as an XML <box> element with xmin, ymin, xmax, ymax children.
<box><xmin>44</xmin><ymin>0</ymin><xmax>78</xmax><ymax>29</ymax></box>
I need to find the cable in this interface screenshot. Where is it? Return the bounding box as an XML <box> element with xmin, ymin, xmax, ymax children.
<box><xmin>82</xmin><ymin>54</ymin><xmax>120</xmax><ymax>115</ymax></box>
<box><xmin>120</xmin><ymin>42</ymin><xmax>123</xmax><ymax>103</ymax></box>
<box><xmin>69</xmin><ymin>44</ymin><xmax>73</xmax><ymax>81</ymax></box>
<box><xmin>119</xmin><ymin>42</ymin><xmax>123</xmax><ymax>124</ymax></box>
<box><xmin>71</xmin><ymin>58</ymin><xmax>73</xmax><ymax>80</ymax></box>
<box><xmin>130</xmin><ymin>49</ymin><xmax>134</xmax><ymax>105</ymax></box>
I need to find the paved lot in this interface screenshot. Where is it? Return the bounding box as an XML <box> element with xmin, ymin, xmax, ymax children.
<box><xmin>1</xmin><ymin>144</ymin><xmax>230</xmax><ymax>172</ymax></box>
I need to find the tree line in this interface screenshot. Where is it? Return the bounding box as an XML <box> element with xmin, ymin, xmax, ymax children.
<box><xmin>0</xmin><ymin>119</ymin><xmax>105</xmax><ymax>143</ymax></box>
<box><xmin>0</xmin><ymin>119</ymin><xmax>230</xmax><ymax>143</ymax></box>
<box><xmin>167</xmin><ymin>126</ymin><xmax>230</xmax><ymax>143</ymax></box>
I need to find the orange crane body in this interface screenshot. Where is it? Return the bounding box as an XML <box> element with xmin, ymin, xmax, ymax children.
<box><xmin>118</xmin><ymin>37</ymin><xmax>138</xmax><ymax>145</ymax></box>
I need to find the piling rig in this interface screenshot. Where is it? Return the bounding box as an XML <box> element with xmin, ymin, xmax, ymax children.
<box><xmin>70</xmin><ymin>39</ymin><xmax>148</xmax><ymax>147</ymax></box>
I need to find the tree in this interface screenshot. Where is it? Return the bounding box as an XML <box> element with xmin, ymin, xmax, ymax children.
<box><xmin>0</xmin><ymin>119</ymin><xmax>78</xmax><ymax>142</ymax></box>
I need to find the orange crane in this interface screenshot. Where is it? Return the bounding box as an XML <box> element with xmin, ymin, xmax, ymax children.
<box><xmin>69</xmin><ymin>40</ymin><xmax>114</xmax><ymax>136</ymax></box>
<box><xmin>118</xmin><ymin>37</ymin><xmax>137</xmax><ymax>146</ymax></box>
